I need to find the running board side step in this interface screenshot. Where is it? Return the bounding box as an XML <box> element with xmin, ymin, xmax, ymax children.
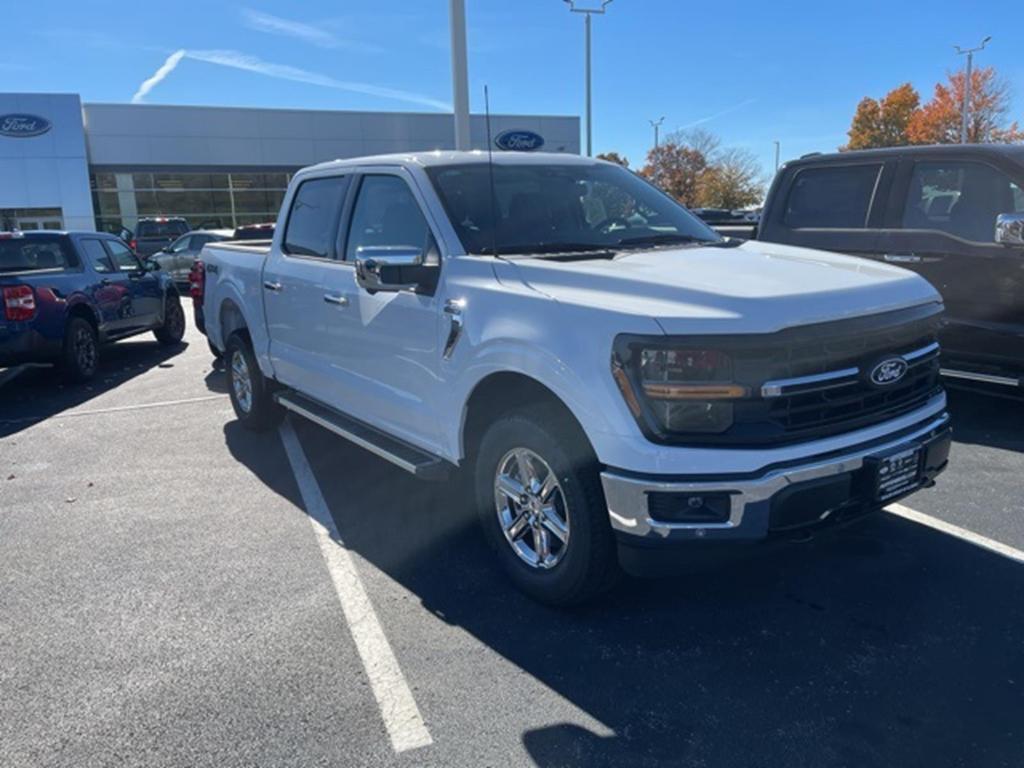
<box><xmin>275</xmin><ymin>391</ymin><xmax>452</xmax><ymax>481</ymax></box>
<box><xmin>940</xmin><ymin>368</ymin><xmax>1023</xmax><ymax>388</ymax></box>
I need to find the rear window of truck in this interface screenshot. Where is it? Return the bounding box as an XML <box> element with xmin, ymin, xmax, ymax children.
<box><xmin>0</xmin><ymin>235</ymin><xmax>76</xmax><ymax>273</ymax></box>
<box><xmin>137</xmin><ymin>220</ymin><xmax>189</xmax><ymax>238</ymax></box>
<box><xmin>784</xmin><ymin>164</ymin><xmax>881</xmax><ymax>229</ymax></box>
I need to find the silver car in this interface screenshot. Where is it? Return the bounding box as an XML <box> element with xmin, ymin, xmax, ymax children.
<box><xmin>152</xmin><ymin>229</ymin><xmax>234</xmax><ymax>284</ymax></box>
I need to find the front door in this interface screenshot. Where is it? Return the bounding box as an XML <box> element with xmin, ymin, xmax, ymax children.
<box><xmin>881</xmin><ymin>158</ymin><xmax>1024</xmax><ymax>370</ymax></box>
<box><xmin>78</xmin><ymin>237</ymin><xmax>135</xmax><ymax>334</ymax></box>
<box><xmin>323</xmin><ymin>171</ymin><xmax>444</xmax><ymax>452</ymax></box>
<box><xmin>103</xmin><ymin>239</ymin><xmax>162</xmax><ymax>330</ymax></box>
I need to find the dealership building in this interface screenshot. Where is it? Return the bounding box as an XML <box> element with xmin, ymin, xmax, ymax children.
<box><xmin>0</xmin><ymin>92</ymin><xmax>580</xmax><ymax>234</ymax></box>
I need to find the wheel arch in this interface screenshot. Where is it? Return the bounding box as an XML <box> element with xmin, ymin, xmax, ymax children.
<box><xmin>460</xmin><ymin>371</ymin><xmax>595</xmax><ymax>465</ymax></box>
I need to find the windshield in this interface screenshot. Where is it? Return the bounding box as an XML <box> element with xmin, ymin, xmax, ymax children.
<box><xmin>426</xmin><ymin>162</ymin><xmax>721</xmax><ymax>255</ymax></box>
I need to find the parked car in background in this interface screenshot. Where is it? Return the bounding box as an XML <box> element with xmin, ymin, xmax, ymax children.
<box><xmin>151</xmin><ymin>229</ymin><xmax>234</xmax><ymax>285</ymax></box>
<box><xmin>0</xmin><ymin>231</ymin><xmax>185</xmax><ymax>381</ymax></box>
<box><xmin>131</xmin><ymin>217</ymin><xmax>191</xmax><ymax>257</ymax></box>
<box><xmin>232</xmin><ymin>222</ymin><xmax>276</xmax><ymax>240</ymax></box>
<box><xmin>757</xmin><ymin>144</ymin><xmax>1024</xmax><ymax>388</ymax></box>
<box><xmin>694</xmin><ymin>207</ymin><xmax>762</xmax><ymax>239</ymax></box>
<box><xmin>199</xmin><ymin>151</ymin><xmax>951</xmax><ymax>605</ymax></box>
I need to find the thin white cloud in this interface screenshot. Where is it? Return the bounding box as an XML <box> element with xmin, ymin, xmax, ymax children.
<box><xmin>132</xmin><ymin>49</ymin><xmax>186</xmax><ymax>104</ymax></box>
<box><xmin>242</xmin><ymin>9</ymin><xmax>382</xmax><ymax>53</ymax></box>
<box><xmin>130</xmin><ymin>49</ymin><xmax>449</xmax><ymax>111</ymax></box>
<box><xmin>677</xmin><ymin>98</ymin><xmax>758</xmax><ymax>130</ymax></box>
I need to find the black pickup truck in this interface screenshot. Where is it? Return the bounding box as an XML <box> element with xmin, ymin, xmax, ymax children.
<box><xmin>750</xmin><ymin>145</ymin><xmax>1024</xmax><ymax>388</ymax></box>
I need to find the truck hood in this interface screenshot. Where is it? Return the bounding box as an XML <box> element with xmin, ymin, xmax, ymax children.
<box><xmin>508</xmin><ymin>240</ymin><xmax>942</xmax><ymax>335</ymax></box>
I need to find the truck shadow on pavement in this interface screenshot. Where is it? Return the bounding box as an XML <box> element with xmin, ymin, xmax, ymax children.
<box><xmin>0</xmin><ymin>339</ymin><xmax>190</xmax><ymax>439</ymax></box>
<box><xmin>945</xmin><ymin>385</ymin><xmax>1024</xmax><ymax>453</ymax></box>
<box><xmin>227</xmin><ymin>416</ymin><xmax>1024</xmax><ymax>768</ymax></box>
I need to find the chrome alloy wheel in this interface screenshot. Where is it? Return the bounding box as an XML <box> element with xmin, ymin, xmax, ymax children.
<box><xmin>494</xmin><ymin>448</ymin><xmax>571</xmax><ymax>569</ymax></box>
<box><xmin>230</xmin><ymin>349</ymin><xmax>253</xmax><ymax>413</ymax></box>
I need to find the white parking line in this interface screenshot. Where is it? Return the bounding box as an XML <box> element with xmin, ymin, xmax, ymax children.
<box><xmin>278</xmin><ymin>418</ymin><xmax>433</xmax><ymax>754</ymax></box>
<box><xmin>887</xmin><ymin>503</ymin><xmax>1024</xmax><ymax>564</ymax></box>
<box><xmin>0</xmin><ymin>394</ymin><xmax>228</xmax><ymax>424</ymax></box>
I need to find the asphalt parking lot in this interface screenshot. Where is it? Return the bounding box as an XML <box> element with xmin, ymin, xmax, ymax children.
<box><xmin>2</xmin><ymin>323</ymin><xmax>1023</xmax><ymax>768</ymax></box>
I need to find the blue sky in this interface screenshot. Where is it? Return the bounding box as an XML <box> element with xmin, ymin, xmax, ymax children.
<box><xmin>4</xmin><ymin>0</ymin><xmax>1022</xmax><ymax>180</ymax></box>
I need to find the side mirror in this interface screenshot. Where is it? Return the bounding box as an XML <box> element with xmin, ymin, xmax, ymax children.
<box><xmin>354</xmin><ymin>245</ymin><xmax>435</xmax><ymax>293</ymax></box>
<box><xmin>996</xmin><ymin>213</ymin><xmax>1024</xmax><ymax>247</ymax></box>
<box><xmin>144</xmin><ymin>258</ymin><xmax>162</xmax><ymax>273</ymax></box>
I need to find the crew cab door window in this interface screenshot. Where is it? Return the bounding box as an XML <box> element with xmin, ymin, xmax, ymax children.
<box><xmin>283</xmin><ymin>176</ymin><xmax>350</xmax><ymax>259</ymax></box>
<box><xmin>901</xmin><ymin>161</ymin><xmax>1024</xmax><ymax>243</ymax></box>
<box><xmin>783</xmin><ymin>164</ymin><xmax>882</xmax><ymax>229</ymax></box>
<box><xmin>80</xmin><ymin>238</ymin><xmax>114</xmax><ymax>273</ymax></box>
<box><xmin>345</xmin><ymin>175</ymin><xmax>433</xmax><ymax>261</ymax></box>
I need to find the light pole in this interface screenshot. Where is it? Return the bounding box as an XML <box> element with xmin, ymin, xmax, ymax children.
<box><xmin>449</xmin><ymin>0</ymin><xmax>471</xmax><ymax>151</ymax></box>
<box><xmin>649</xmin><ymin>116</ymin><xmax>665</xmax><ymax>149</ymax></box>
<box><xmin>773</xmin><ymin>140</ymin><xmax>780</xmax><ymax>173</ymax></box>
<box><xmin>564</xmin><ymin>0</ymin><xmax>614</xmax><ymax>157</ymax></box>
<box><xmin>954</xmin><ymin>36</ymin><xmax>991</xmax><ymax>144</ymax></box>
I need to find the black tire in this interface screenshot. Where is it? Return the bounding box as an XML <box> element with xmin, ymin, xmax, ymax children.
<box><xmin>60</xmin><ymin>317</ymin><xmax>100</xmax><ymax>383</ymax></box>
<box><xmin>225</xmin><ymin>332</ymin><xmax>279</xmax><ymax>431</ymax></box>
<box><xmin>154</xmin><ymin>293</ymin><xmax>186</xmax><ymax>346</ymax></box>
<box><xmin>473</xmin><ymin>405</ymin><xmax>619</xmax><ymax>606</ymax></box>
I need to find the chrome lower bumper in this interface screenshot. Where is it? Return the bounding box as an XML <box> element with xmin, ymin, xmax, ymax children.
<box><xmin>601</xmin><ymin>412</ymin><xmax>952</xmax><ymax>544</ymax></box>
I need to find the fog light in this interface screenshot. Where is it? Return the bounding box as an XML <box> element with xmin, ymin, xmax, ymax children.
<box><xmin>647</xmin><ymin>492</ymin><xmax>731</xmax><ymax>523</ymax></box>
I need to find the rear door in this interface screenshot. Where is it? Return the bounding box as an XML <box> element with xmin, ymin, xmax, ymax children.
<box><xmin>102</xmin><ymin>238</ymin><xmax>162</xmax><ymax>329</ymax></box>
<box><xmin>759</xmin><ymin>159</ymin><xmax>895</xmax><ymax>257</ymax></box>
<box><xmin>880</xmin><ymin>156</ymin><xmax>1024</xmax><ymax>369</ymax></box>
<box><xmin>263</xmin><ymin>173</ymin><xmax>352</xmax><ymax>403</ymax></box>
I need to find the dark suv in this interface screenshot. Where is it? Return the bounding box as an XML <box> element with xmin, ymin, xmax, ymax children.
<box><xmin>758</xmin><ymin>145</ymin><xmax>1024</xmax><ymax>387</ymax></box>
<box><xmin>132</xmin><ymin>217</ymin><xmax>191</xmax><ymax>258</ymax></box>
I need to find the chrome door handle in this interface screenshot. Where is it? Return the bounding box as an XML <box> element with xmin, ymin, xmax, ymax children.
<box><xmin>323</xmin><ymin>293</ymin><xmax>349</xmax><ymax>307</ymax></box>
<box><xmin>263</xmin><ymin>281</ymin><xmax>282</xmax><ymax>292</ymax></box>
<box><xmin>443</xmin><ymin>298</ymin><xmax>466</xmax><ymax>360</ymax></box>
<box><xmin>883</xmin><ymin>254</ymin><xmax>922</xmax><ymax>263</ymax></box>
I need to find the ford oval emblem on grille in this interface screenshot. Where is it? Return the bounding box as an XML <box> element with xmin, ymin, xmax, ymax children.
<box><xmin>870</xmin><ymin>357</ymin><xmax>908</xmax><ymax>386</ymax></box>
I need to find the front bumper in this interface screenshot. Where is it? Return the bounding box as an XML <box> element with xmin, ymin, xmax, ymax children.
<box><xmin>601</xmin><ymin>411</ymin><xmax>951</xmax><ymax>546</ymax></box>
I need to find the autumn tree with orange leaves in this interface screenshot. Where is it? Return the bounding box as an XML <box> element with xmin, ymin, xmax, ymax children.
<box><xmin>843</xmin><ymin>66</ymin><xmax>1022</xmax><ymax>150</ymax></box>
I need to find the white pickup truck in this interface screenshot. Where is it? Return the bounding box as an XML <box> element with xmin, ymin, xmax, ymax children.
<box><xmin>200</xmin><ymin>151</ymin><xmax>952</xmax><ymax>605</ymax></box>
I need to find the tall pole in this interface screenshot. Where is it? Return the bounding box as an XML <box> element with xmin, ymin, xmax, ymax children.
<box><xmin>449</xmin><ymin>0</ymin><xmax>471</xmax><ymax>151</ymax></box>
<box><xmin>955</xmin><ymin>36</ymin><xmax>991</xmax><ymax>145</ymax></box>
<box><xmin>585</xmin><ymin>12</ymin><xmax>592</xmax><ymax>156</ymax></box>
<box><xmin>773</xmin><ymin>140</ymin><xmax>780</xmax><ymax>173</ymax></box>
<box><xmin>565</xmin><ymin>1</ymin><xmax>613</xmax><ymax>158</ymax></box>
<box><xmin>650</xmin><ymin>117</ymin><xmax>665</xmax><ymax>149</ymax></box>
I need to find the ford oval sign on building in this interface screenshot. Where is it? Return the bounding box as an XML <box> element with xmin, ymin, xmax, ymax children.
<box><xmin>494</xmin><ymin>129</ymin><xmax>544</xmax><ymax>152</ymax></box>
<box><xmin>0</xmin><ymin>114</ymin><xmax>52</xmax><ymax>138</ymax></box>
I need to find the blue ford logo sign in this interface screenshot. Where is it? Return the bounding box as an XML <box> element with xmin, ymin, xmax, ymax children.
<box><xmin>0</xmin><ymin>114</ymin><xmax>52</xmax><ymax>138</ymax></box>
<box><xmin>494</xmin><ymin>129</ymin><xmax>544</xmax><ymax>152</ymax></box>
<box><xmin>870</xmin><ymin>357</ymin><xmax>908</xmax><ymax>387</ymax></box>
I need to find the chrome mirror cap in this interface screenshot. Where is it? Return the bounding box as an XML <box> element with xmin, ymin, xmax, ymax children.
<box><xmin>995</xmin><ymin>213</ymin><xmax>1024</xmax><ymax>247</ymax></box>
<box><xmin>354</xmin><ymin>245</ymin><xmax>424</xmax><ymax>292</ymax></box>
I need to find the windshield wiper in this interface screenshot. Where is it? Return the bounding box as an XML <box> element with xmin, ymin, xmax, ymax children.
<box><xmin>481</xmin><ymin>242</ymin><xmax>615</xmax><ymax>257</ymax></box>
<box><xmin>615</xmin><ymin>233</ymin><xmax>717</xmax><ymax>248</ymax></box>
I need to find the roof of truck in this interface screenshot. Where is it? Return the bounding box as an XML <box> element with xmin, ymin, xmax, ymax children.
<box><xmin>788</xmin><ymin>143</ymin><xmax>1024</xmax><ymax>166</ymax></box>
<box><xmin>303</xmin><ymin>150</ymin><xmax>603</xmax><ymax>175</ymax></box>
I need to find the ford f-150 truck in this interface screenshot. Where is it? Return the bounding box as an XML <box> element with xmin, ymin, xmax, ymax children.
<box><xmin>0</xmin><ymin>231</ymin><xmax>186</xmax><ymax>382</ymax></box>
<box><xmin>201</xmin><ymin>152</ymin><xmax>952</xmax><ymax>605</ymax></box>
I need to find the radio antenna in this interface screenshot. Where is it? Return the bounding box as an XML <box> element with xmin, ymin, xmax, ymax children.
<box><xmin>484</xmin><ymin>85</ymin><xmax>500</xmax><ymax>257</ymax></box>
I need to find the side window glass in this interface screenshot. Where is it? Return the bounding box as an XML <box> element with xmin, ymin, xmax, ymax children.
<box><xmin>903</xmin><ymin>161</ymin><xmax>1022</xmax><ymax>243</ymax></box>
<box><xmin>81</xmin><ymin>239</ymin><xmax>113</xmax><ymax>273</ymax></box>
<box><xmin>169</xmin><ymin>235</ymin><xmax>191</xmax><ymax>253</ymax></box>
<box><xmin>284</xmin><ymin>176</ymin><xmax>350</xmax><ymax>258</ymax></box>
<box><xmin>105</xmin><ymin>240</ymin><xmax>142</xmax><ymax>272</ymax></box>
<box><xmin>345</xmin><ymin>175</ymin><xmax>432</xmax><ymax>261</ymax></box>
<box><xmin>784</xmin><ymin>164</ymin><xmax>881</xmax><ymax>229</ymax></box>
